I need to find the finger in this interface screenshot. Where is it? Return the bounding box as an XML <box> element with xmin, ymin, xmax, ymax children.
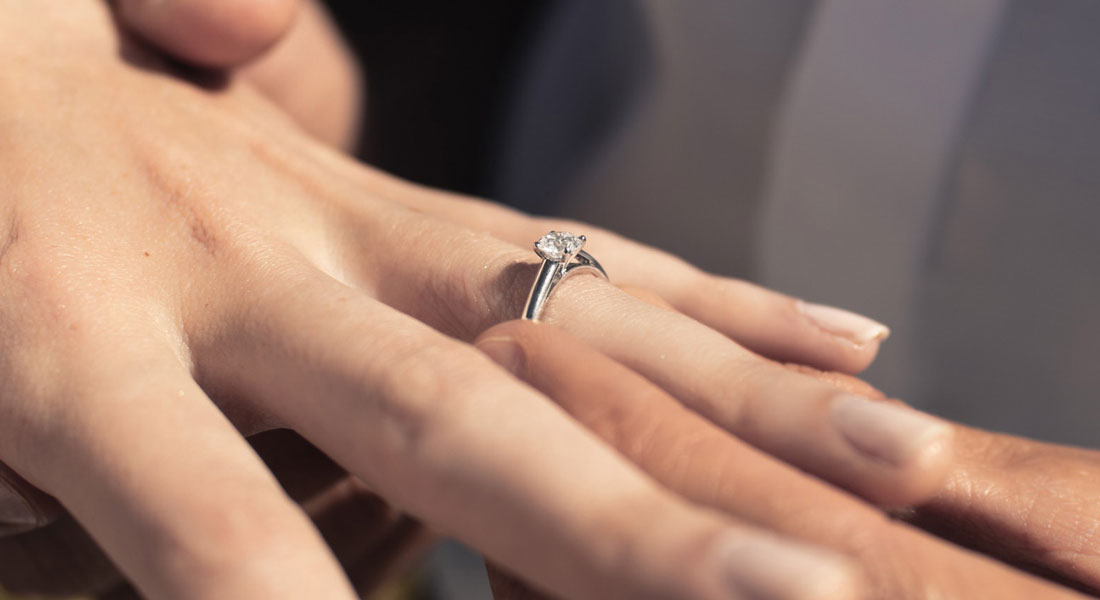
<box><xmin>348</xmin><ymin>176</ymin><xmax>886</xmax><ymax>373</ymax></box>
<box><xmin>475</xmin><ymin>320</ymin><xmax>1089</xmax><ymax>599</ymax></box>
<box><xmin>618</xmin><ymin>284</ymin><xmax>675</xmax><ymax>310</ymax></box>
<box><xmin>2</xmin><ymin>341</ymin><xmax>355</xmax><ymax>599</ymax></box>
<box><xmin>345</xmin><ymin>212</ymin><xmax>949</xmax><ymax>505</ymax></box>
<box><xmin>906</xmin><ymin>426</ymin><xmax>1100</xmax><ymax>593</ymax></box>
<box><xmin>241</xmin><ymin>0</ymin><xmax>363</xmax><ymax>150</ymax></box>
<box><xmin>114</xmin><ymin>0</ymin><xmax>301</xmax><ymax>67</ymax></box>
<box><xmin>555</xmin><ymin>283</ymin><xmax>948</xmax><ymax>506</ymax></box>
<box><xmin>202</xmin><ymin>263</ymin><xmax>864</xmax><ymax>600</ymax></box>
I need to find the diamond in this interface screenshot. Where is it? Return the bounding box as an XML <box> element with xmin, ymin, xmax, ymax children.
<box><xmin>534</xmin><ymin>231</ymin><xmax>585</xmax><ymax>262</ymax></box>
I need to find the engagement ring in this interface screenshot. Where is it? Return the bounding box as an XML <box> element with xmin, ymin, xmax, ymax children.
<box><xmin>522</xmin><ymin>231</ymin><xmax>608</xmax><ymax>321</ymax></box>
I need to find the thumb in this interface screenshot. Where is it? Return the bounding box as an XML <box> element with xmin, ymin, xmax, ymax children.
<box><xmin>115</xmin><ymin>0</ymin><xmax>301</xmax><ymax>67</ymax></box>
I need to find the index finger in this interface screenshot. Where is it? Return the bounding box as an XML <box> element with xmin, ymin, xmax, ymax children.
<box><xmin>475</xmin><ymin>320</ymin><xmax>1089</xmax><ymax>600</ymax></box>
<box><xmin>349</xmin><ymin>213</ymin><xmax>951</xmax><ymax>506</ymax></box>
<box><xmin>212</xmin><ymin>267</ymin><xmax>863</xmax><ymax>600</ymax></box>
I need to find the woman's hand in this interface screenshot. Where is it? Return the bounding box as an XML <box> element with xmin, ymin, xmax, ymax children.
<box><xmin>474</xmin><ymin>320</ymin><xmax>1100</xmax><ymax>599</ymax></box>
<box><xmin>0</xmin><ymin>3</ymin><xmax>953</xmax><ymax>598</ymax></box>
<box><xmin>0</xmin><ymin>430</ymin><xmax>429</xmax><ymax>597</ymax></box>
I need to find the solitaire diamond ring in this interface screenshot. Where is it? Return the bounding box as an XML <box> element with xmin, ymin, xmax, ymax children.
<box><xmin>522</xmin><ymin>231</ymin><xmax>609</xmax><ymax>321</ymax></box>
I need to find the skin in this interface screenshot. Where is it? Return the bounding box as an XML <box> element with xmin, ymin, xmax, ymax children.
<box><xmin>0</xmin><ymin>2</ymin><xmax>956</xmax><ymax>599</ymax></box>
<box><xmin>1</xmin><ymin>7</ymin><xmax>1094</xmax><ymax>599</ymax></box>
<box><xmin>79</xmin><ymin>3</ymin><xmax>1100</xmax><ymax>598</ymax></box>
<box><xmin>10</xmin><ymin>333</ymin><xmax>1099</xmax><ymax>600</ymax></box>
<box><xmin>0</xmin><ymin>431</ymin><xmax>431</xmax><ymax>598</ymax></box>
<box><xmin>474</xmin><ymin>321</ymin><xmax>1100</xmax><ymax>600</ymax></box>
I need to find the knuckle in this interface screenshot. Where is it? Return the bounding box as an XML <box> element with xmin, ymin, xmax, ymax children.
<box><xmin>367</xmin><ymin>335</ymin><xmax>502</xmax><ymax>453</ymax></box>
<box><xmin>0</xmin><ymin>238</ymin><xmax>97</xmax><ymax>337</ymax></box>
<box><xmin>426</xmin><ymin>243</ymin><xmax>531</xmax><ymax>339</ymax></box>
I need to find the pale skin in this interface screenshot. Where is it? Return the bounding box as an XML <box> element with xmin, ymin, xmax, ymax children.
<box><xmin>0</xmin><ymin>2</ymin><xmax>951</xmax><ymax>599</ymax></box>
<box><xmin>2</xmin><ymin>2</ymin><xmax>1098</xmax><ymax>600</ymax></box>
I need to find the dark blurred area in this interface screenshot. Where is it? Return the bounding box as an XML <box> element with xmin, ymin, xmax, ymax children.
<box><xmin>323</xmin><ymin>1</ymin><xmax>549</xmax><ymax>194</ymax></box>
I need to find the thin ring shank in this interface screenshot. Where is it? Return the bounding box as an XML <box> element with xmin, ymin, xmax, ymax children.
<box><xmin>523</xmin><ymin>250</ymin><xmax>608</xmax><ymax>321</ymax></box>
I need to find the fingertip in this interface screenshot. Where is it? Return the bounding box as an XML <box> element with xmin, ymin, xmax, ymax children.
<box><xmin>116</xmin><ymin>0</ymin><xmax>302</xmax><ymax>67</ymax></box>
<box><xmin>717</xmin><ymin>532</ymin><xmax>866</xmax><ymax>600</ymax></box>
<box><xmin>867</xmin><ymin>440</ymin><xmax>955</xmax><ymax>508</ymax></box>
<box><xmin>474</xmin><ymin>319</ymin><xmax>534</xmax><ymax>346</ymax></box>
<box><xmin>797</xmin><ymin>301</ymin><xmax>890</xmax><ymax>347</ymax></box>
<box><xmin>476</xmin><ymin>335</ymin><xmax>527</xmax><ymax>377</ymax></box>
<box><xmin>795</xmin><ymin>300</ymin><xmax>887</xmax><ymax>374</ymax></box>
<box><xmin>677</xmin><ymin>276</ymin><xmax>887</xmax><ymax>376</ymax></box>
<box><xmin>475</xmin><ymin>320</ymin><xmax>544</xmax><ymax>376</ymax></box>
<box><xmin>839</xmin><ymin>340</ymin><xmax>881</xmax><ymax>375</ymax></box>
<box><xmin>830</xmin><ymin>396</ymin><xmax>955</xmax><ymax>506</ymax></box>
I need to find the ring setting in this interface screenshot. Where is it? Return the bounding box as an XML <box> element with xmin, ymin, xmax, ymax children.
<box><xmin>523</xmin><ymin>231</ymin><xmax>608</xmax><ymax>321</ymax></box>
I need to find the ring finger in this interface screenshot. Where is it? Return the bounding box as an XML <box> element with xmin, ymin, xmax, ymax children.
<box><xmin>202</xmin><ymin>258</ymin><xmax>864</xmax><ymax>600</ymax></box>
<box><xmin>341</xmin><ymin>205</ymin><xmax>952</xmax><ymax>505</ymax></box>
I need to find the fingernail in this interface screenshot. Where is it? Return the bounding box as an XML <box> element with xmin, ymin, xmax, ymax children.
<box><xmin>0</xmin><ymin>481</ymin><xmax>39</xmax><ymax>532</ymax></box>
<box><xmin>720</xmin><ymin>533</ymin><xmax>859</xmax><ymax>600</ymax></box>
<box><xmin>831</xmin><ymin>395</ymin><xmax>953</xmax><ymax>468</ymax></box>
<box><xmin>798</xmin><ymin>300</ymin><xmax>890</xmax><ymax>346</ymax></box>
<box><xmin>476</xmin><ymin>337</ymin><xmax>526</xmax><ymax>375</ymax></box>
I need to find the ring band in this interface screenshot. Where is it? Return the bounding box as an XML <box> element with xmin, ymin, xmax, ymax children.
<box><xmin>522</xmin><ymin>231</ymin><xmax>609</xmax><ymax>321</ymax></box>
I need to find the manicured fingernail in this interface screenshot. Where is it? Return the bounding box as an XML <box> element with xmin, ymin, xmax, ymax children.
<box><xmin>476</xmin><ymin>337</ymin><xmax>526</xmax><ymax>375</ymax></box>
<box><xmin>798</xmin><ymin>300</ymin><xmax>890</xmax><ymax>346</ymax></box>
<box><xmin>720</xmin><ymin>533</ymin><xmax>859</xmax><ymax>600</ymax></box>
<box><xmin>0</xmin><ymin>481</ymin><xmax>38</xmax><ymax>532</ymax></box>
<box><xmin>831</xmin><ymin>395</ymin><xmax>953</xmax><ymax>468</ymax></box>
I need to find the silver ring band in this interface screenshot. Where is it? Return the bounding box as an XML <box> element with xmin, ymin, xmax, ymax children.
<box><xmin>522</xmin><ymin>232</ymin><xmax>609</xmax><ymax>321</ymax></box>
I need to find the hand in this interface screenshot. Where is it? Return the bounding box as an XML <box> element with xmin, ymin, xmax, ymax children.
<box><xmin>906</xmin><ymin>427</ymin><xmax>1100</xmax><ymax>592</ymax></box>
<box><xmin>109</xmin><ymin>3</ymin><xmax>1100</xmax><ymax>596</ymax></box>
<box><xmin>474</xmin><ymin>320</ymin><xmax>1100</xmax><ymax>599</ymax></box>
<box><xmin>0</xmin><ymin>3</ymin><xmax>948</xmax><ymax>598</ymax></box>
<box><xmin>0</xmin><ymin>430</ymin><xmax>429</xmax><ymax>598</ymax></box>
<box><xmin>116</xmin><ymin>0</ymin><xmax>894</xmax><ymax>377</ymax></box>
<box><xmin>117</xmin><ymin>0</ymin><xmax>362</xmax><ymax>150</ymax></box>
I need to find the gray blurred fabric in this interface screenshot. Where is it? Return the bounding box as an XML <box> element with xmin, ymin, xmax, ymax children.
<box><xmin>492</xmin><ymin>0</ymin><xmax>1100</xmax><ymax>446</ymax></box>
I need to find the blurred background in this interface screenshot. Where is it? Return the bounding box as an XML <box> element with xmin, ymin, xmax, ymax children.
<box><xmin>4</xmin><ymin>0</ymin><xmax>1099</xmax><ymax>598</ymax></box>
